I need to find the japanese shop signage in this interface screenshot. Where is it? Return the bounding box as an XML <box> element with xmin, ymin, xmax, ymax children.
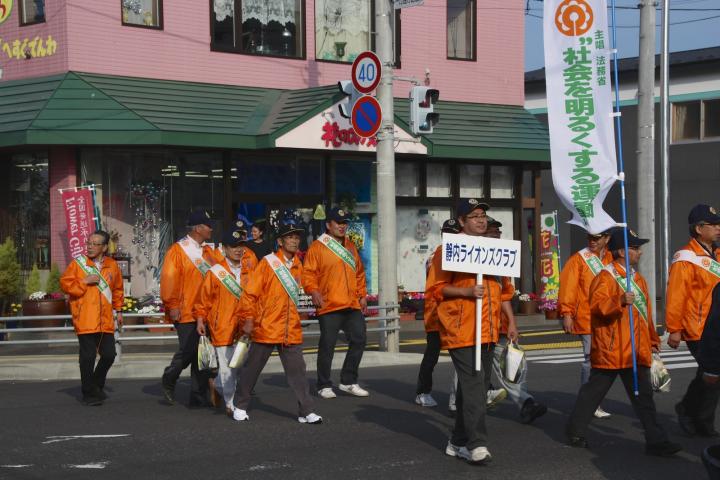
<box><xmin>543</xmin><ymin>0</ymin><xmax>617</xmax><ymax>234</ymax></box>
<box><xmin>61</xmin><ymin>189</ymin><xmax>96</xmax><ymax>259</ymax></box>
<box><xmin>539</xmin><ymin>212</ymin><xmax>561</xmax><ymax>302</ymax></box>
<box><xmin>0</xmin><ymin>35</ymin><xmax>58</xmax><ymax>60</ymax></box>
<box><xmin>441</xmin><ymin>233</ymin><xmax>521</xmax><ymax>279</ymax></box>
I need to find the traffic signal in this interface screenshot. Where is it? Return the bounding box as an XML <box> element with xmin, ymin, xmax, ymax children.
<box><xmin>409</xmin><ymin>86</ymin><xmax>439</xmax><ymax>135</ymax></box>
<box><xmin>338</xmin><ymin>80</ymin><xmax>362</xmax><ymax>119</ymax></box>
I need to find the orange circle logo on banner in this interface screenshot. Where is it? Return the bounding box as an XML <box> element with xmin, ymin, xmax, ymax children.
<box><xmin>0</xmin><ymin>0</ymin><xmax>12</xmax><ymax>25</ymax></box>
<box><xmin>555</xmin><ymin>0</ymin><xmax>594</xmax><ymax>37</ymax></box>
<box><xmin>703</xmin><ymin>258</ymin><xmax>711</xmax><ymax>268</ymax></box>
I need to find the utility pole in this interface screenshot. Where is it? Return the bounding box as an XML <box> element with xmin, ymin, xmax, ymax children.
<box><xmin>375</xmin><ymin>0</ymin><xmax>399</xmax><ymax>353</ymax></box>
<box><xmin>659</xmin><ymin>0</ymin><xmax>671</xmax><ymax>321</ymax></box>
<box><xmin>637</xmin><ymin>0</ymin><xmax>657</xmax><ymax>319</ymax></box>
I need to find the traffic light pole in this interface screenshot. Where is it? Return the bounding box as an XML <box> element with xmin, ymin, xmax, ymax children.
<box><xmin>375</xmin><ymin>0</ymin><xmax>399</xmax><ymax>353</ymax></box>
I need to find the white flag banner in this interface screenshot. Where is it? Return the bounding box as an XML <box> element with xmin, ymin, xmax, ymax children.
<box><xmin>543</xmin><ymin>0</ymin><xmax>618</xmax><ymax>234</ymax></box>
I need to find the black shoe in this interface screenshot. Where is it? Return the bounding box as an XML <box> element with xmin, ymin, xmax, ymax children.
<box><xmin>82</xmin><ymin>396</ymin><xmax>103</xmax><ymax>406</ymax></box>
<box><xmin>520</xmin><ymin>399</ymin><xmax>548</xmax><ymax>424</ymax></box>
<box><xmin>567</xmin><ymin>436</ymin><xmax>589</xmax><ymax>448</ymax></box>
<box><xmin>162</xmin><ymin>383</ymin><xmax>175</xmax><ymax>405</ymax></box>
<box><xmin>646</xmin><ymin>441</ymin><xmax>682</xmax><ymax>457</ymax></box>
<box><xmin>188</xmin><ymin>396</ymin><xmax>210</xmax><ymax>409</ymax></box>
<box><xmin>675</xmin><ymin>403</ymin><xmax>696</xmax><ymax>436</ymax></box>
<box><xmin>96</xmin><ymin>389</ymin><xmax>108</xmax><ymax>401</ymax></box>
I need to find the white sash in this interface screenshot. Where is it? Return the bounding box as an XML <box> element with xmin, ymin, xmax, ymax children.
<box><xmin>672</xmin><ymin>249</ymin><xmax>720</xmax><ymax>279</ymax></box>
<box><xmin>209</xmin><ymin>264</ymin><xmax>243</xmax><ymax>300</ymax></box>
<box><xmin>75</xmin><ymin>255</ymin><xmax>113</xmax><ymax>306</ymax></box>
<box><xmin>178</xmin><ymin>236</ymin><xmax>212</xmax><ymax>276</ymax></box>
<box><xmin>265</xmin><ymin>254</ymin><xmax>300</xmax><ymax>307</ymax></box>
<box><xmin>579</xmin><ymin>248</ymin><xmax>605</xmax><ymax>276</ymax></box>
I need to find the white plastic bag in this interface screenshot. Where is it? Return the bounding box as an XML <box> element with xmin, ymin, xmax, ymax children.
<box><xmin>651</xmin><ymin>353</ymin><xmax>671</xmax><ymax>393</ymax></box>
<box><xmin>504</xmin><ymin>341</ymin><xmax>525</xmax><ymax>384</ymax></box>
<box><xmin>198</xmin><ymin>335</ymin><xmax>218</xmax><ymax>372</ymax></box>
<box><xmin>229</xmin><ymin>335</ymin><xmax>251</xmax><ymax>369</ymax></box>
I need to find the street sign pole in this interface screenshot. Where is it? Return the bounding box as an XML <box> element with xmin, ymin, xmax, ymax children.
<box><xmin>375</xmin><ymin>0</ymin><xmax>397</xmax><ymax>353</ymax></box>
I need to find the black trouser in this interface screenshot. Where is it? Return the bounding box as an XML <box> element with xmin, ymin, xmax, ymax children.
<box><xmin>566</xmin><ymin>366</ymin><xmax>668</xmax><ymax>445</ymax></box>
<box><xmin>680</xmin><ymin>340</ymin><xmax>720</xmax><ymax>432</ymax></box>
<box><xmin>416</xmin><ymin>331</ymin><xmax>441</xmax><ymax>394</ymax></box>
<box><xmin>449</xmin><ymin>345</ymin><xmax>494</xmax><ymax>450</ymax></box>
<box><xmin>237</xmin><ymin>343</ymin><xmax>314</xmax><ymax>416</ymax></box>
<box><xmin>316</xmin><ymin>308</ymin><xmax>366</xmax><ymax>389</ymax></box>
<box><xmin>78</xmin><ymin>332</ymin><xmax>116</xmax><ymax>398</ymax></box>
<box><xmin>162</xmin><ymin>322</ymin><xmax>208</xmax><ymax>404</ymax></box>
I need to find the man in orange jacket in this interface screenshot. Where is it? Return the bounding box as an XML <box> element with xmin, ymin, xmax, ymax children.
<box><xmin>666</xmin><ymin>204</ymin><xmax>720</xmax><ymax>437</ymax></box>
<box><xmin>195</xmin><ymin>228</ymin><xmax>251</xmax><ymax>420</ymax></box>
<box><xmin>566</xmin><ymin>228</ymin><xmax>681</xmax><ymax>457</ymax></box>
<box><xmin>60</xmin><ymin>230</ymin><xmax>124</xmax><ymax>406</ymax></box>
<box><xmin>302</xmin><ymin>207</ymin><xmax>369</xmax><ymax>399</ymax></box>
<box><xmin>427</xmin><ymin>199</ymin><xmax>515</xmax><ymax>465</ymax></box>
<box><xmin>160</xmin><ymin>210</ymin><xmax>216</xmax><ymax>407</ymax></box>
<box><xmin>235</xmin><ymin>224</ymin><xmax>322</xmax><ymax>424</ymax></box>
<box><xmin>559</xmin><ymin>227</ymin><xmax>615</xmax><ymax>419</ymax></box>
<box><xmin>415</xmin><ymin>218</ymin><xmax>461</xmax><ymax>408</ymax></box>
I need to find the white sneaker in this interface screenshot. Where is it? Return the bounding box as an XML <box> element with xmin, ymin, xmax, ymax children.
<box><xmin>318</xmin><ymin>387</ymin><xmax>337</xmax><ymax>399</ymax></box>
<box><xmin>298</xmin><ymin>413</ymin><xmax>323</xmax><ymax>424</ymax></box>
<box><xmin>457</xmin><ymin>446</ymin><xmax>492</xmax><ymax>465</ymax></box>
<box><xmin>445</xmin><ymin>440</ymin><xmax>462</xmax><ymax>457</ymax></box>
<box><xmin>486</xmin><ymin>388</ymin><xmax>508</xmax><ymax>408</ymax></box>
<box><xmin>232</xmin><ymin>409</ymin><xmax>249</xmax><ymax>421</ymax></box>
<box><xmin>339</xmin><ymin>384</ymin><xmax>369</xmax><ymax>397</ymax></box>
<box><xmin>415</xmin><ymin>393</ymin><xmax>438</xmax><ymax>407</ymax></box>
<box><xmin>594</xmin><ymin>407</ymin><xmax>611</xmax><ymax>419</ymax></box>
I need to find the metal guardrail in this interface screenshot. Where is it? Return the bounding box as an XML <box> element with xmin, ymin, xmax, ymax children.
<box><xmin>0</xmin><ymin>305</ymin><xmax>402</xmax><ymax>359</ymax></box>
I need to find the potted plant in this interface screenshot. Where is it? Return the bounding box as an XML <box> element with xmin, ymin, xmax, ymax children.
<box><xmin>517</xmin><ymin>292</ymin><xmax>539</xmax><ymax>315</ymax></box>
<box><xmin>0</xmin><ymin>238</ymin><xmax>22</xmax><ymax>339</ymax></box>
<box><xmin>22</xmin><ymin>263</ymin><xmax>68</xmax><ymax>328</ymax></box>
<box><xmin>539</xmin><ymin>297</ymin><xmax>559</xmax><ymax>320</ymax></box>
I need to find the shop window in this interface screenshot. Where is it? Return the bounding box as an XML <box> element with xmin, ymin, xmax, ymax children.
<box><xmin>0</xmin><ymin>153</ymin><xmax>49</xmax><ymax>269</ymax></box>
<box><xmin>20</xmin><ymin>0</ymin><xmax>45</xmax><ymax>25</ymax></box>
<box><xmin>447</xmin><ymin>0</ymin><xmax>475</xmax><ymax>60</ymax></box>
<box><xmin>426</xmin><ymin>163</ymin><xmax>450</xmax><ymax>197</ymax></box>
<box><xmin>396</xmin><ymin>162</ymin><xmax>420</xmax><ymax>197</ymax></box>
<box><xmin>122</xmin><ymin>0</ymin><xmax>163</xmax><ymax>29</ymax></box>
<box><xmin>335</xmin><ymin>159</ymin><xmax>374</xmax><ymax>204</ymax></box>
<box><xmin>704</xmin><ymin>99</ymin><xmax>720</xmax><ymax>139</ymax></box>
<box><xmin>396</xmin><ymin>206</ymin><xmax>451</xmax><ymax>292</ymax></box>
<box><xmin>490</xmin><ymin>166</ymin><xmax>514</xmax><ymax>198</ymax></box>
<box><xmin>211</xmin><ymin>0</ymin><xmax>305</xmax><ymax>59</ymax></box>
<box><xmin>235</xmin><ymin>156</ymin><xmax>322</xmax><ymax>194</ymax></box>
<box><xmin>458</xmin><ymin>164</ymin><xmax>484</xmax><ymax>198</ymax></box>
<box><xmin>488</xmin><ymin>207</ymin><xmax>514</xmax><ymax>240</ymax></box>
<box><xmin>671</xmin><ymin>99</ymin><xmax>720</xmax><ymax>142</ymax></box>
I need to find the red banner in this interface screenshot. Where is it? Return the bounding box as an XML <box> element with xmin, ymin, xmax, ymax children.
<box><xmin>61</xmin><ymin>189</ymin><xmax>95</xmax><ymax>258</ymax></box>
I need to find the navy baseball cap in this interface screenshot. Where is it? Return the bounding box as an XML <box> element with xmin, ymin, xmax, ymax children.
<box><xmin>456</xmin><ymin>198</ymin><xmax>489</xmax><ymax>218</ymax></box>
<box><xmin>607</xmin><ymin>228</ymin><xmax>649</xmax><ymax>251</ymax></box>
<box><xmin>441</xmin><ymin>218</ymin><xmax>461</xmax><ymax>234</ymax></box>
<box><xmin>187</xmin><ymin>210</ymin><xmax>214</xmax><ymax>227</ymax></box>
<box><xmin>233</xmin><ymin>219</ymin><xmax>249</xmax><ymax>233</ymax></box>
<box><xmin>222</xmin><ymin>229</ymin><xmax>247</xmax><ymax>247</ymax></box>
<box><xmin>487</xmin><ymin>217</ymin><xmax>502</xmax><ymax>228</ymax></box>
<box><xmin>688</xmin><ymin>204</ymin><xmax>720</xmax><ymax>225</ymax></box>
<box><xmin>327</xmin><ymin>207</ymin><xmax>351</xmax><ymax>223</ymax></box>
<box><xmin>277</xmin><ymin>223</ymin><xmax>305</xmax><ymax>238</ymax></box>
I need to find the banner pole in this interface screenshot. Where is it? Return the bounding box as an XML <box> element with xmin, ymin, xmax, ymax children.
<box><xmin>610</xmin><ymin>0</ymin><xmax>639</xmax><ymax>396</ymax></box>
<box><xmin>475</xmin><ymin>273</ymin><xmax>483</xmax><ymax>371</ymax></box>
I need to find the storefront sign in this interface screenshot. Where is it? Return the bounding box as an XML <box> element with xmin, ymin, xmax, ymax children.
<box><xmin>539</xmin><ymin>212</ymin><xmax>561</xmax><ymax>302</ymax></box>
<box><xmin>61</xmin><ymin>189</ymin><xmax>95</xmax><ymax>259</ymax></box>
<box><xmin>543</xmin><ymin>0</ymin><xmax>617</xmax><ymax>234</ymax></box>
<box><xmin>1</xmin><ymin>35</ymin><xmax>58</xmax><ymax>60</ymax></box>
<box><xmin>394</xmin><ymin>0</ymin><xmax>424</xmax><ymax>8</ymax></box>
<box><xmin>321</xmin><ymin>121</ymin><xmax>377</xmax><ymax>148</ymax></box>
<box><xmin>0</xmin><ymin>0</ymin><xmax>13</xmax><ymax>25</ymax></box>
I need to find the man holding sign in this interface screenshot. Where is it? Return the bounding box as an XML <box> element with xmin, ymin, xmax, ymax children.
<box><xmin>427</xmin><ymin>199</ymin><xmax>517</xmax><ymax>465</ymax></box>
<box><xmin>61</xmin><ymin>230</ymin><xmax>124</xmax><ymax>406</ymax></box>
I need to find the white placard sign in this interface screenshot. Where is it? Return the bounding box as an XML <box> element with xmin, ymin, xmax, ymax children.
<box><xmin>394</xmin><ymin>0</ymin><xmax>424</xmax><ymax>8</ymax></box>
<box><xmin>441</xmin><ymin>233</ymin><xmax>522</xmax><ymax>371</ymax></box>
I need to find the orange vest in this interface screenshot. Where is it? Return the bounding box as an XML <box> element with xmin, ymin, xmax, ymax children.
<box><xmin>193</xmin><ymin>259</ymin><xmax>244</xmax><ymax>347</ymax></box>
<box><xmin>589</xmin><ymin>262</ymin><xmax>659</xmax><ymax>369</ymax></box>
<box><xmin>60</xmin><ymin>256</ymin><xmax>124</xmax><ymax>335</ymax></box>
<box><xmin>558</xmin><ymin>248</ymin><xmax>614</xmax><ymax>335</ymax></box>
<box><xmin>301</xmin><ymin>236</ymin><xmax>367</xmax><ymax>315</ymax></box>
<box><xmin>423</xmin><ymin>246</ymin><xmax>442</xmax><ymax>333</ymax></box>
<box><xmin>665</xmin><ymin>239</ymin><xmax>720</xmax><ymax>341</ymax></box>
<box><xmin>160</xmin><ymin>240</ymin><xmax>216</xmax><ymax>324</ymax></box>
<box><xmin>240</xmin><ymin>249</ymin><xmax>304</xmax><ymax>346</ymax></box>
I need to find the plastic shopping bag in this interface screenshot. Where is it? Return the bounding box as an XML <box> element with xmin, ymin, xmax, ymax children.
<box><xmin>651</xmin><ymin>353</ymin><xmax>671</xmax><ymax>393</ymax></box>
<box><xmin>228</xmin><ymin>335</ymin><xmax>251</xmax><ymax>369</ymax></box>
<box><xmin>503</xmin><ymin>341</ymin><xmax>525</xmax><ymax>384</ymax></box>
<box><xmin>198</xmin><ymin>335</ymin><xmax>218</xmax><ymax>372</ymax></box>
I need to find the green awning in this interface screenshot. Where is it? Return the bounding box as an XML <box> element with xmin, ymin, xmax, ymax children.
<box><xmin>0</xmin><ymin>71</ymin><xmax>549</xmax><ymax>161</ymax></box>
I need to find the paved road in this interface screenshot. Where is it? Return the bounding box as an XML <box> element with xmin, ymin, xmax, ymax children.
<box><xmin>0</xmin><ymin>349</ymin><xmax>714</xmax><ymax>479</ymax></box>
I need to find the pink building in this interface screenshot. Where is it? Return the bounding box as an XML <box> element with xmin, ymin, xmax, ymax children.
<box><xmin>0</xmin><ymin>0</ymin><xmax>548</xmax><ymax>296</ymax></box>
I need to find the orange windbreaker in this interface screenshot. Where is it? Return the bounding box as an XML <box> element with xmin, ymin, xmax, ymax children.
<box><xmin>193</xmin><ymin>259</ymin><xmax>245</xmax><ymax>347</ymax></box>
<box><xmin>423</xmin><ymin>246</ymin><xmax>442</xmax><ymax>333</ymax></box>
<box><xmin>665</xmin><ymin>239</ymin><xmax>720</xmax><ymax>341</ymax></box>
<box><xmin>239</xmin><ymin>249</ymin><xmax>303</xmax><ymax>346</ymax></box>
<box><xmin>558</xmin><ymin>248</ymin><xmax>614</xmax><ymax>335</ymax></box>
<box><xmin>160</xmin><ymin>239</ymin><xmax>216</xmax><ymax>324</ymax></box>
<box><xmin>211</xmin><ymin>247</ymin><xmax>259</xmax><ymax>278</ymax></box>
<box><xmin>499</xmin><ymin>284</ymin><xmax>516</xmax><ymax>335</ymax></box>
<box><xmin>60</xmin><ymin>256</ymin><xmax>124</xmax><ymax>335</ymax></box>
<box><xmin>427</xmin><ymin>251</ymin><xmax>514</xmax><ymax>350</ymax></box>
<box><xmin>589</xmin><ymin>262</ymin><xmax>659</xmax><ymax>369</ymax></box>
<box><xmin>301</xmin><ymin>236</ymin><xmax>367</xmax><ymax>315</ymax></box>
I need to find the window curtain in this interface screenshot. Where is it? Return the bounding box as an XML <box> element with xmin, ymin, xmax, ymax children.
<box><xmin>242</xmin><ymin>0</ymin><xmax>297</xmax><ymax>25</ymax></box>
<box><xmin>315</xmin><ymin>0</ymin><xmax>370</xmax><ymax>61</ymax></box>
<box><xmin>447</xmin><ymin>0</ymin><xmax>473</xmax><ymax>59</ymax></box>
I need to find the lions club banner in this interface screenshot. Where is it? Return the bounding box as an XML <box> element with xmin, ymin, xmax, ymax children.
<box><xmin>61</xmin><ymin>188</ymin><xmax>96</xmax><ymax>258</ymax></box>
<box><xmin>544</xmin><ymin>0</ymin><xmax>618</xmax><ymax>234</ymax></box>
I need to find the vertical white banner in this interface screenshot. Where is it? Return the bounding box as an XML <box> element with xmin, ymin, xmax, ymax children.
<box><xmin>544</xmin><ymin>0</ymin><xmax>618</xmax><ymax>234</ymax></box>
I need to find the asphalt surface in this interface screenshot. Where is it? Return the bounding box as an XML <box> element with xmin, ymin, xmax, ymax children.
<box><xmin>0</xmin><ymin>351</ymin><xmax>714</xmax><ymax>479</ymax></box>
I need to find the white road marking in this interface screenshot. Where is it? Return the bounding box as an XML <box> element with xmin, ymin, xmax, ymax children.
<box><xmin>527</xmin><ymin>353</ymin><xmax>584</xmax><ymax>361</ymax></box>
<box><xmin>65</xmin><ymin>461</ymin><xmax>109</xmax><ymax>469</ymax></box>
<box><xmin>248</xmin><ymin>462</ymin><xmax>291</xmax><ymax>472</ymax></box>
<box><xmin>665</xmin><ymin>362</ymin><xmax>700</xmax><ymax>370</ymax></box>
<box><xmin>43</xmin><ymin>434</ymin><xmax>130</xmax><ymax>444</ymax></box>
<box><xmin>1</xmin><ymin>465</ymin><xmax>32</xmax><ymax>468</ymax></box>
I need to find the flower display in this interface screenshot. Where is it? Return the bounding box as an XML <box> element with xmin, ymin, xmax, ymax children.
<box><xmin>539</xmin><ymin>298</ymin><xmax>558</xmax><ymax>312</ymax></box>
<box><xmin>28</xmin><ymin>291</ymin><xmax>47</xmax><ymax>300</ymax></box>
<box><xmin>518</xmin><ymin>292</ymin><xmax>539</xmax><ymax>302</ymax></box>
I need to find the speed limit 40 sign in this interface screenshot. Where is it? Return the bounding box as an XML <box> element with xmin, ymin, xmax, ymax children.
<box><xmin>351</xmin><ymin>51</ymin><xmax>382</xmax><ymax>94</ymax></box>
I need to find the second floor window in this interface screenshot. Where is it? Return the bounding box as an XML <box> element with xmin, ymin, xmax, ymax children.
<box><xmin>447</xmin><ymin>0</ymin><xmax>475</xmax><ymax>60</ymax></box>
<box><xmin>212</xmin><ymin>0</ymin><xmax>305</xmax><ymax>59</ymax></box>
<box><xmin>20</xmin><ymin>0</ymin><xmax>45</xmax><ymax>25</ymax></box>
<box><xmin>122</xmin><ymin>0</ymin><xmax>163</xmax><ymax>29</ymax></box>
<box><xmin>315</xmin><ymin>0</ymin><xmax>370</xmax><ymax>63</ymax></box>
<box><xmin>673</xmin><ymin>99</ymin><xmax>720</xmax><ymax>142</ymax></box>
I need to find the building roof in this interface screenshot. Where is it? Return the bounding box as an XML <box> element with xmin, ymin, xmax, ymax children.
<box><xmin>0</xmin><ymin>72</ymin><xmax>549</xmax><ymax>162</ymax></box>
